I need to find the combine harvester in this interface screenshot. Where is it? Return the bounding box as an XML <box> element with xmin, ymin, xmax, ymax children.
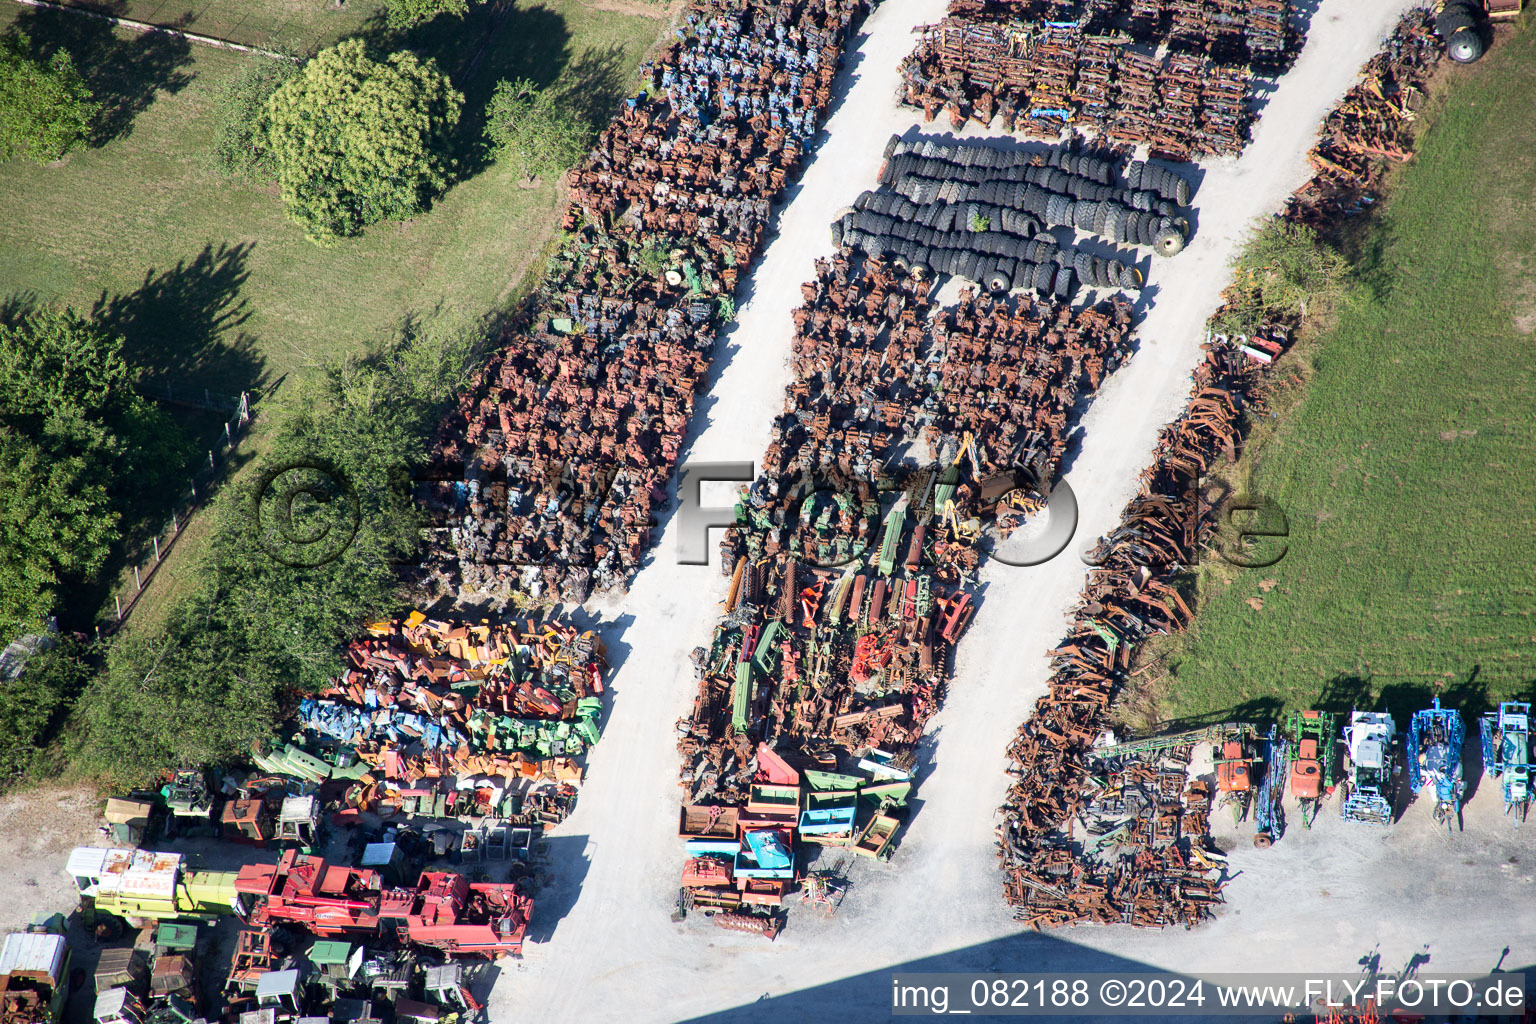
<box><xmin>1407</xmin><ymin>698</ymin><xmax>1466</xmax><ymax>830</ymax></box>
<box><xmin>236</xmin><ymin>850</ymin><xmax>533</xmax><ymax>957</ymax></box>
<box><xmin>1284</xmin><ymin>710</ymin><xmax>1340</xmax><ymax>827</ymax></box>
<box><xmin>68</xmin><ymin>847</ymin><xmax>532</xmax><ymax>958</ymax></box>
<box><xmin>1341</xmin><ymin>710</ymin><xmax>1399</xmax><ymax>826</ymax></box>
<box><xmin>66</xmin><ymin>848</ymin><xmax>244</xmax><ymax>924</ymax></box>
<box><xmin>1480</xmin><ymin>701</ymin><xmax>1531</xmax><ymax>826</ymax></box>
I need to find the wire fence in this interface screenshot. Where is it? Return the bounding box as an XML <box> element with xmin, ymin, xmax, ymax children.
<box><xmin>99</xmin><ymin>390</ymin><xmax>254</xmax><ymax>637</ymax></box>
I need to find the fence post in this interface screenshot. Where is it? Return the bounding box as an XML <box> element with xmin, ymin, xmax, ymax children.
<box><xmin>153</xmin><ymin>536</ymin><xmax>161</xmax><ymax>562</ymax></box>
<box><xmin>209</xmin><ymin>450</ymin><xmax>216</xmax><ymax>471</ymax></box>
<box><xmin>115</xmin><ymin>596</ymin><xmax>122</xmax><ymax>620</ymax></box>
<box><xmin>170</xmin><ymin>513</ymin><xmax>178</xmax><ymax>534</ymax></box>
<box><xmin>226</xmin><ymin>421</ymin><xmax>232</xmax><ymax>442</ymax></box>
<box><xmin>191</xmin><ymin>483</ymin><xmax>197</xmax><ymax>501</ymax></box>
<box><xmin>133</xmin><ymin>565</ymin><xmax>142</xmax><ymax>591</ymax></box>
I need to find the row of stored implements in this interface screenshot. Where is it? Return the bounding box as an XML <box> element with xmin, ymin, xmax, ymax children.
<box><xmin>1089</xmin><ymin>699</ymin><xmax>1530</xmax><ymax>848</ymax></box>
<box><xmin>998</xmin><ymin>6</ymin><xmax>1464</xmax><ymax>931</ymax></box>
<box><xmin>422</xmin><ymin>0</ymin><xmax>877</xmax><ymax>608</ymax></box>
<box><xmin>898</xmin><ymin>0</ymin><xmax>1295</xmax><ymax>158</ymax></box>
<box><xmin>675</xmin><ymin>149</ymin><xmax>1139</xmax><ymax>932</ymax></box>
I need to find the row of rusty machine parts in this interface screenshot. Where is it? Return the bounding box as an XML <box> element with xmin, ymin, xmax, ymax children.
<box><xmin>841</xmin><ymin>136</ymin><xmax>1191</xmax><ymax>280</ymax></box>
<box><xmin>675</xmin><ymin>235</ymin><xmax>1137</xmax><ymax>923</ymax></box>
<box><xmin>1003</xmin><ymin>741</ymin><xmax>1226</xmax><ymax>929</ymax></box>
<box><xmin>423</xmin><ymin>0</ymin><xmax>876</xmax><ymax>606</ymax></box>
<box><xmin>281</xmin><ymin>612</ymin><xmax>605</xmax><ymax>832</ymax></box>
<box><xmin>994</xmin><ymin>5</ymin><xmax>1454</xmax><ymax>934</ymax></box>
<box><xmin>898</xmin><ymin>5</ymin><xmax>1283</xmax><ymax>157</ymax></box>
<box><xmin>1284</xmin><ymin>8</ymin><xmax>1442</xmax><ymax>229</ymax></box>
<box><xmin>996</xmin><ymin>342</ymin><xmax>1267</xmax><ymax>929</ymax></box>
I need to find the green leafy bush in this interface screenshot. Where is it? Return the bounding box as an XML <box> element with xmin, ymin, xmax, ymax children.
<box><xmin>263</xmin><ymin>40</ymin><xmax>462</xmax><ymax>243</ymax></box>
<box><xmin>484</xmin><ymin>76</ymin><xmax>593</xmax><ymax>184</ymax></box>
<box><xmin>386</xmin><ymin>0</ymin><xmax>471</xmax><ymax>30</ymax></box>
<box><xmin>0</xmin><ymin>31</ymin><xmax>97</xmax><ymax>162</ymax></box>
<box><xmin>211</xmin><ymin>57</ymin><xmax>298</xmax><ymax>179</ymax></box>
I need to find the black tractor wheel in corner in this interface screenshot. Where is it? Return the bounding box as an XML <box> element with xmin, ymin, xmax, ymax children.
<box><xmin>987</xmin><ymin>267</ymin><xmax>1012</xmax><ymax>293</ymax></box>
<box><xmin>1154</xmin><ymin>227</ymin><xmax>1186</xmax><ymax>257</ymax></box>
<box><xmin>1253</xmin><ymin>832</ymin><xmax>1274</xmax><ymax>849</ymax></box>
<box><xmin>1446</xmin><ymin>26</ymin><xmax>1485</xmax><ymax>63</ymax></box>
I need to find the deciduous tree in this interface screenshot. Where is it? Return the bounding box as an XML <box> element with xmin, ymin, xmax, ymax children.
<box><xmin>485</xmin><ymin>76</ymin><xmax>592</xmax><ymax>185</ymax></box>
<box><xmin>263</xmin><ymin>39</ymin><xmax>462</xmax><ymax>243</ymax></box>
<box><xmin>385</xmin><ymin>0</ymin><xmax>471</xmax><ymax>29</ymax></box>
<box><xmin>0</xmin><ymin>31</ymin><xmax>97</xmax><ymax>162</ymax></box>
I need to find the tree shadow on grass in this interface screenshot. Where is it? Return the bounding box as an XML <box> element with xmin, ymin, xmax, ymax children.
<box><xmin>346</xmin><ymin>2</ymin><xmax>578</xmax><ymax>191</ymax></box>
<box><xmin>89</xmin><ymin>241</ymin><xmax>267</xmax><ymax>395</ymax></box>
<box><xmin>0</xmin><ymin>291</ymin><xmax>40</xmax><ymax>327</ymax></box>
<box><xmin>356</xmin><ymin>0</ymin><xmax>570</xmax><ymax>87</ymax></box>
<box><xmin>1139</xmin><ymin>696</ymin><xmax>1286</xmax><ymax>735</ymax></box>
<box><xmin>548</xmin><ymin>41</ymin><xmax>632</xmax><ymax>131</ymax></box>
<box><xmin>47</xmin><ymin>242</ymin><xmax>266</xmax><ymax>629</ymax></box>
<box><xmin>6</xmin><ymin>4</ymin><xmax>193</xmax><ymax>147</ymax></box>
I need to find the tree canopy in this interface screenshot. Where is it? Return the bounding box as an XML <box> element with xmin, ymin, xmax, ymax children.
<box><xmin>0</xmin><ymin>636</ymin><xmax>88</xmax><ymax>784</ymax></box>
<box><xmin>0</xmin><ymin>309</ymin><xmax>179</xmax><ymax>640</ymax></box>
<box><xmin>484</xmin><ymin>76</ymin><xmax>593</xmax><ymax>184</ymax></box>
<box><xmin>0</xmin><ymin>31</ymin><xmax>98</xmax><ymax>162</ymax></box>
<box><xmin>386</xmin><ymin>0</ymin><xmax>471</xmax><ymax>29</ymax></box>
<box><xmin>262</xmin><ymin>39</ymin><xmax>463</xmax><ymax>243</ymax></box>
<box><xmin>76</xmin><ymin>315</ymin><xmax>485</xmax><ymax>785</ymax></box>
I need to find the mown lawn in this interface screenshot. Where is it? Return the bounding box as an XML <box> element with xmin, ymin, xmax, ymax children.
<box><xmin>0</xmin><ymin>0</ymin><xmax>668</xmax><ymax>628</ymax></box>
<box><xmin>41</xmin><ymin>0</ymin><xmax>386</xmax><ymax>50</ymax></box>
<box><xmin>1133</xmin><ymin>19</ymin><xmax>1536</xmax><ymax>728</ymax></box>
<box><xmin>0</xmin><ymin>0</ymin><xmax>664</xmax><ymax>394</ymax></box>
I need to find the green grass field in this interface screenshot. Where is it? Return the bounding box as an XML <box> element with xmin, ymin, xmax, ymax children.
<box><xmin>0</xmin><ymin>0</ymin><xmax>667</xmax><ymax>628</ymax></box>
<box><xmin>40</xmin><ymin>0</ymin><xmax>386</xmax><ymax>50</ymax></box>
<box><xmin>0</xmin><ymin>0</ymin><xmax>664</xmax><ymax>394</ymax></box>
<box><xmin>1129</xmin><ymin>21</ymin><xmax>1536</xmax><ymax>729</ymax></box>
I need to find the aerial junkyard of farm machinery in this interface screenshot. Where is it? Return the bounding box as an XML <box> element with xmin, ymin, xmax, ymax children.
<box><xmin>422</xmin><ymin>0</ymin><xmax>880</xmax><ymax>607</ymax></box>
<box><xmin>3</xmin><ymin>610</ymin><xmax>609</xmax><ymax>1024</ymax></box>
<box><xmin>992</xmin><ymin>7</ymin><xmax>1487</xmax><ymax>931</ymax></box>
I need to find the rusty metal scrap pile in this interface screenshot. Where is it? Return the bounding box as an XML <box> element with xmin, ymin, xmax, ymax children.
<box><xmin>292</xmin><ymin>613</ymin><xmax>606</xmax><ymax>821</ymax></box>
<box><xmin>898</xmin><ymin>0</ymin><xmax>1294</xmax><ymax>158</ymax></box>
<box><xmin>426</xmin><ymin>0</ymin><xmax>873</xmax><ymax>604</ymax></box>
<box><xmin>674</xmin><ymin>236</ymin><xmax>1135</xmax><ymax>917</ymax></box>
<box><xmin>1284</xmin><ymin>8</ymin><xmax>1442</xmax><ymax>229</ymax></box>
<box><xmin>998</xmin><ymin>342</ymin><xmax>1269</xmax><ymax>928</ymax></box>
<box><xmin>1008</xmin><ymin>745</ymin><xmax>1225</xmax><ymax>929</ymax></box>
<box><xmin>994</xmin><ymin>14</ymin><xmax>1451</xmax><ymax>929</ymax></box>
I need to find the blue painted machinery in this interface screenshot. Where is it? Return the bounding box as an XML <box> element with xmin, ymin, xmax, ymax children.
<box><xmin>1407</xmin><ymin>698</ymin><xmax>1465</xmax><ymax>830</ymax></box>
<box><xmin>1480</xmin><ymin>701</ymin><xmax>1531</xmax><ymax>826</ymax></box>
<box><xmin>1252</xmin><ymin>725</ymin><xmax>1287</xmax><ymax>847</ymax></box>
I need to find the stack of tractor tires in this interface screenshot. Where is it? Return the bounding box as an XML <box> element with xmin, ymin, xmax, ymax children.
<box><xmin>1436</xmin><ymin>1</ymin><xmax>1485</xmax><ymax>64</ymax></box>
